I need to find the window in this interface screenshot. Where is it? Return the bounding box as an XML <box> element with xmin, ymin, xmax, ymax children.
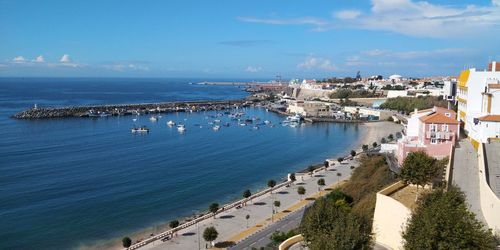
<box><xmin>429</xmin><ymin>124</ymin><xmax>437</xmax><ymax>131</ymax></box>
<box><xmin>442</xmin><ymin>124</ymin><xmax>449</xmax><ymax>132</ymax></box>
<box><xmin>431</xmin><ymin>138</ymin><xmax>437</xmax><ymax>144</ymax></box>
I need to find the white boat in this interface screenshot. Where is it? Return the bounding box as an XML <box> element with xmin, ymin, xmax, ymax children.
<box><xmin>132</xmin><ymin>118</ymin><xmax>137</xmax><ymax>122</ymax></box>
<box><xmin>252</xmin><ymin>126</ymin><xmax>259</xmax><ymax>130</ymax></box>
<box><xmin>167</xmin><ymin>120</ymin><xmax>176</xmax><ymax>126</ymax></box>
<box><xmin>239</xmin><ymin>123</ymin><xmax>246</xmax><ymax>126</ymax></box>
<box><xmin>177</xmin><ymin>124</ymin><xmax>186</xmax><ymax>132</ymax></box>
<box><xmin>283</xmin><ymin>114</ymin><xmax>301</xmax><ymax>123</ymax></box>
<box><xmin>131</xmin><ymin>126</ymin><xmax>149</xmax><ymax>133</ymax></box>
<box><xmin>150</xmin><ymin>116</ymin><xmax>158</xmax><ymax>122</ymax></box>
<box><xmin>213</xmin><ymin>125</ymin><xmax>221</xmax><ymax>131</ymax></box>
<box><xmin>214</xmin><ymin>119</ymin><xmax>221</xmax><ymax>123</ymax></box>
<box><xmin>264</xmin><ymin>120</ymin><xmax>271</xmax><ymax>125</ymax></box>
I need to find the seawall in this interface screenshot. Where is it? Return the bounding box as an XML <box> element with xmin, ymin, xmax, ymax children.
<box><xmin>12</xmin><ymin>100</ymin><xmax>249</xmax><ymax>119</ymax></box>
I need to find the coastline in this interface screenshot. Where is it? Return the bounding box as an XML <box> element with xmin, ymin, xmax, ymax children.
<box><xmin>83</xmin><ymin>120</ymin><xmax>403</xmax><ymax>250</ymax></box>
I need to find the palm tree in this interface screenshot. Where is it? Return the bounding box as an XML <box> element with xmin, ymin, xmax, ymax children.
<box><xmin>209</xmin><ymin>203</ymin><xmax>219</xmax><ymax>218</ymax></box>
<box><xmin>337</xmin><ymin>157</ymin><xmax>343</xmax><ymax>164</ymax></box>
<box><xmin>307</xmin><ymin>166</ymin><xmax>315</xmax><ymax>176</ymax></box>
<box><xmin>350</xmin><ymin>150</ymin><xmax>356</xmax><ymax>157</ymax></box>
<box><xmin>297</xmin><ymin>186</ymin><xmax>306</xmax><ymax>200</ymax></box>
<box><xmin>362</xmin><ymin>144</ymin><xmax>368</xmax><ymax>151</ymax></box>
<box><xmin>336</xmin><ymin>172</ymin><xmax>342</xmax><ymax>183</ymax></box>
<box><xmin>381</xmin><ymin>137</ymin><xmax>387</xmax><ymax>144</ymax></box>
<box><xmin>272</xmin><ymin>200</ymin><xmax>281</xmax><ymax>222</ymax></box>
<box><xmin>372</xmin><ymin>142</ymin><xmax>378</xmax><ymax>148</ymax></box>
<box><xmin>317</xmin><ymin>178</ymin><xmax>326</xmax><ymax>195</ymax></box>
<box><xmin>243</xmin><ymin>189</ymin><xmax>251</xmax><ymax>205</ymax></box>
<box><xmin>203</xmin><ymin>226</ymin><xmax>218</xmax><ymax>248</ymax></box>
<box><xmin>267</xmin><ymin>179</ymin><xmax>276</xmax><ymax>193</ymax></box>
<box><xmin>245</xmin><ymin>214</ymin><xmax>250</xmax><ymax>228</ymax></box>
<box><xmin>122</xmin><ymin>237</ymin><xmax>132</xmax><ymax>249</ymax></box>
<box><xmin>323</xmin><ymin>160</ymin><xmax>329</xmax><ymax>169</ymax></box>
<box><xmin>388</xmin><ymin>134</ymin><xmax>394</xmax><ymax>140</ymax></box>
<box><xmin>289</xmin><ymin>173</ymin><xmax>296</xmax><ymax>182</ymax></box>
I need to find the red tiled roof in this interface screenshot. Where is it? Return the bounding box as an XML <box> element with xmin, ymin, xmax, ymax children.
<box><xmin>479</xmin><ymin>115</ymin><xmax>500</xmax><ymax>122</ymax></box>
<box><xmin>419</xmin><ymin>112</ymin><xmax>459</xmax><ymax>124</ymax></box>
<box><xmin>489</xmin><ymin>84</ymin><xmax>500</xmax><ymax>89</ymax></box>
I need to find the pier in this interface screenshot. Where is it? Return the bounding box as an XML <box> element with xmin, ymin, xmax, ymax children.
<box><xmin>12</xmin><ymin>100</ymin><xmax>250</xmax><ymax>119</ymax></box>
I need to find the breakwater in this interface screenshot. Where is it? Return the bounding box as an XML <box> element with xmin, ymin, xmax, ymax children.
<box><xmin>12</xmin><ymin>100</ymin><xmax>250</xmax><ymax>119</ymax></box>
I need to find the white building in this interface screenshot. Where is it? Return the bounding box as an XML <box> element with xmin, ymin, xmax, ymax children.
<box><xmin>457</xmin><ymin>61</ymin><xmax>500</xmax><ymax>146</ymax></box>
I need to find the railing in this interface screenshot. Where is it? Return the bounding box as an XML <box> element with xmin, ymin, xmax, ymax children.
<box><xmin>127</xmin><ymin>180</ymin><xmax>293</xmax><ymax>250</ymax></box>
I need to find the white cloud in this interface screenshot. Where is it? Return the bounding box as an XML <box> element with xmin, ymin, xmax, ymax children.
<box><xmin>33</xmin><ymin>55</ymin><xmax>45</xmax><ymax>63</ymax></box>
<box><xmin>60</xmin><ymin>54</ymin><xmax>71</xmax><ymax>63</ymax></box>
<box><xmin>245</xmin><ymin>66</ymin><xmax>262</xmax><ymax>73</ymax></box>
<box><xmin>12</xmin><ymin>56</ymin><xmax>27</xmax><ymax>63</ymax></box>
<box><xmin>298</xmin><ymin>56</ymin><xmax>338</xmax><ymax>71</ymax></box>
<box><xmin>240</xmin><ymin>0</ymin><xmax>500</xmax><ymax>38</ymax></box>
<box><xmin>334</xmin><ymin>10</ymin><xmax>361</xmax><ymax>20</ymax></box>
<box><xmin>102</xmin><ymin>63</ymin><xmax>149</xmax><ymax>72</ymax></box>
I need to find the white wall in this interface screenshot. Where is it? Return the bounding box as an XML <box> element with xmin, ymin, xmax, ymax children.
<box><xmin>478</xmin><ymin>144</ymin><xmax>500</xmax><ymax>236</ymax></box>
<box><xmin>372</xmin><ymin>182</ymin><xmax>412</xmax><ymax>250</ymax></box>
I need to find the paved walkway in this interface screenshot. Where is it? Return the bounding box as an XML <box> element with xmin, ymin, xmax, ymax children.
<box><xmin>452</xmin><ymin>140</ymin><xmax>487</xmax><ymax>225</ymax></box>
<box><xmin>484</xmin><ymin>141</ymin><xmax>500</xmax><ymax>198</ymax></box>
<box><xmin>142</xmin><ymin>159</ymin><xmax>359</xmax><ymax>250</ymax></box>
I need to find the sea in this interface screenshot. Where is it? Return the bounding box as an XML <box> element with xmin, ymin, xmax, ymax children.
<box><xmin>0</xmin><ymin>78</ymin><xmax>364</xmax><ymax>249</ymax></box>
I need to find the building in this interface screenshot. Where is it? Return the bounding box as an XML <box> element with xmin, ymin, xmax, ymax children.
<box><xmin>457</xmin><ymin>61</ymin><xmax>500</xmax><ymax>147</ymax></box>
<box><xmin>397</xmin><ymin>106</ymin><xmax>459</xmax><ymax>164</ymax></box>
<box><xmin>286</xmin><ymin>100</ymin><xmax>336</xmax><ymax>117</ymax></box>
<box><xmin>343</xmin><ymin>106</ymin><xmax>393</xmax><ymax>121</ymax></box>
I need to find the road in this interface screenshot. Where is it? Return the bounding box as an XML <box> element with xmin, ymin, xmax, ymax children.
<box><xmin>229</xmin><ymin>205</ymin><xmax>309</xmax><ymax>250</ymax></box>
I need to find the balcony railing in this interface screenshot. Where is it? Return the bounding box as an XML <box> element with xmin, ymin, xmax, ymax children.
<box><xmin>426</xmin><ymin>131</ymin><xmax>454</xmax><ymax>140</ymax></box>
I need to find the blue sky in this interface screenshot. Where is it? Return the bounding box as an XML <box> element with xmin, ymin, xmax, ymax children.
<box><xmin>1</xmin><ymin>0</ymin><xmax>500</xmax><ymax>79</ymax></box>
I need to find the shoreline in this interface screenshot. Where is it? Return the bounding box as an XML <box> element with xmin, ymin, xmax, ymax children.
<box><xmin>83</xmin><ymin>120</ymin><xmax>402</xmax><ymax>250</ymax></box>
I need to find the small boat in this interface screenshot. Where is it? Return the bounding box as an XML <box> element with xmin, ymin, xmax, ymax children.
<box><xmin>252</xmin><ymin>126</ymin><xmax>259</xmax><ymax>130</ymax></box>
<box><xmin>150</xmin><ymin>116</ymin><xmax>158</xmax><ymax>122</ymax></box>
<box><xmin>283</xmin><ymin>114</ymin><xmax>301</xmax><ymax>123</ymax></box>
<box><xmin>264</xmin><ymin>120</ymin><xmax>271</xmax><ymax>125</ymax></box>
<box><xmin>223</xmin><ymin>122</ymin><xmax>230</xmax><ymax>127</ymax></box>
<box><xmin>167</xmin><ymin>120</ymin><xmax>176</xmax><ymax>126</ymax></box>
<box><xmin>132</xmin><ymin>118</ymin><xmax>138</xmax><ymax>122</ymax></box>
<box><xmin>213</xmin><ymin>125</ymin><xmax>221</xmax><ymax>131</ymax></box>
<box><xmin>239</xmin><ymin>123</ymin><xmax>246</xmax><ymax>126</ymax></box>
<box><xmin>177</xmin><ymin>124</ymin><xmax>186</xmax><ymax>132</ymax></box>
<box><xmin>131</xmin><ymin>126</ymin><xmax>149</xmax><ymax>133</ymax></box>
<box><xmin>214</xmin><ymin>119</ymin><xmax>221</xmax><ymax>123</ymax></box>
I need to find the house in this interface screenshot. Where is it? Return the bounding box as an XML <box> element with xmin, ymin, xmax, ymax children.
<box><xmin>286</xmin><ymin>100</ymin><xmax>335</xmax><ymax>117</ymax></box>
<box><xmin>396</xmin><ymin>106</ymin><xmax>459</xmax><ymax>164</ymax></box>
<box><xmin>457</xmin><ymin>61</ymin><xmax>500</xmax><ymax>147</ymax></box>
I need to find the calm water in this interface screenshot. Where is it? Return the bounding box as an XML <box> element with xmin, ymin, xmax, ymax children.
<box><xmin>0</xmin><ymin>78</ymin><xmax>363</xmax><ymax>249</ymax></box>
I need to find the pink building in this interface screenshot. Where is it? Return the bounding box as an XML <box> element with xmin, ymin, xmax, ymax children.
<box><xmin>397</xmin><ymin>107</ymin><xmax>459</xmax><ymax>164</ymax></box>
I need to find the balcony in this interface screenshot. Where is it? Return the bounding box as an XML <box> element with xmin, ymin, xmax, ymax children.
<box><xmin>426</xmin><ymin>131</ymin><xmax>454</xmax><ymax>140</ymax></box>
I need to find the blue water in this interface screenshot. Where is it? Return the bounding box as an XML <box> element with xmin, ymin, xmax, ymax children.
<box><xmin>0</xmin><ymin>78</ymin><xmax>363</xmax><ymax>250</ymax></box>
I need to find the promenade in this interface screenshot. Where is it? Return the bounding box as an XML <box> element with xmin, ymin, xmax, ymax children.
<box><xmin>141</xmin><ymin>158</ymin><xmax>359</xmax><ymax>250</ymax></box>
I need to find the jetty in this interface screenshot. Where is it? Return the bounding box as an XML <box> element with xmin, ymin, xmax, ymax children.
<box><xmin>12</xmin><ymin>100</ymin><xmax>250</xmax><ymax>119</ymax></box>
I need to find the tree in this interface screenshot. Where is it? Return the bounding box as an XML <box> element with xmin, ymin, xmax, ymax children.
<box><xmin>274</xmin><ymin>200</ymin><xmax>281</xmax><ymax>212</ymax></box>
<box><xmin>267</xmin><ymin>179</ymin><xmax>276</xmax><ymax>193</ymax></box>
<box><xmin>245</xmin><ymin>214</ymin><xmax>250</xmax><ymax>228</ymax></box>
<box><xmin>317</xmin><ymin>178</ymin><xmax>326</xmax><ymax>195</ymax></box>
<box><xmin>372</xmin><ymin>142</ymin><xmax>378</xmax><ymax>148</ymax></box>
<box><xmin>350</xmin><ymin>150</ymin><xmax>356</xmax><ymax>157</ymax></box>
<box><xmin>337</xmin><ymin>157</ymin><xmax>343</xmax><ymax>164</ymax></box>
<box><xmin>336</xmin><ymin>172</ymin><xmax>342</xmax><ymax>183</ymax></box>
<box><xmin>388</xmin><ymin>134</ymin><xmax>394</xmax><ymax>140</ymax></box>
<box><xmin>203</xmin><ymin>226</ymin><xmax>219</xmax><ymax>247</ymax></box>
<box><xmin>403</xmin><ymin>187</ymin><xmax>496</xmax><ymax>250</ymax></box>
<box><xmin>300</xmin><ymin>197</ymin><xmax>372</xmax><ymax>250</ymax></box>
<box><xmin>289</xmin><ymin>173</ymin><xmax>296</xmax><ymax>182</ymax></box>
<box><xmin>209</xmin><ymin>203</ymin><xmax>219</xmax><ymax>218</ymax></box>
<box><xmin>381</xmin><ymin>138</ymin><xmax>387</xmax><ymax>144</ymax></box>
<box><xmin>122</xmin><ymin>237</ymin><xmax>132</xmax><ymax>248</ymax></box>
<box><xmin>400</xmin><ymin>151</ymin><xmax>441</xmax><ymax>190</ymax></box>
<box><xmin>297</xmin><ymin>186</ymin><xmax>306</xmax><ymax>200</ymax></box>
<box><xmin>169</xmin><ymin>220</ymin><xmax>179</xmax><ymax>229</ymax></box>
<box><xmin>362</xmin><ymin>144</ymin><xmax>368</xmax><ymax>151</ymax></box>
<box><xmin>324</xmin><ymin>160</ymin><xmax>329</xmax><ymax>168</ymax></box>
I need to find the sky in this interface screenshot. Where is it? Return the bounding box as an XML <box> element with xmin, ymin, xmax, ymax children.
<box><xmin>1</xmin><ymin>0</ymin><xmax>500</xmax><ymax>79</ymax></box>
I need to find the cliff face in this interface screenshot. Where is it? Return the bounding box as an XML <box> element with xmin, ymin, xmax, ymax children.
<box><xmin>291</xmin><ymin>87</ymin><xmax>332</xmax><ymax>100</ymax></box>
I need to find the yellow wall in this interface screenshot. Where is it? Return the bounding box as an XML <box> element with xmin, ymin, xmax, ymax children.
<box><xmin>469</xmin><ymin>138</ymin><xmax>479</xmax><ymax>151</ymax></box>
<box><xmin>458</xmin><ymin>70</ymin><xmax>470</xmax><ymax>88</ymax></box>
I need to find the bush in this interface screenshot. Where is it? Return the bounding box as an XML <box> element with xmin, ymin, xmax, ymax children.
<box><xmin>380</xmin><ymin>96</ymin><xmax>447</xmax><ymax>113</ymax></box>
